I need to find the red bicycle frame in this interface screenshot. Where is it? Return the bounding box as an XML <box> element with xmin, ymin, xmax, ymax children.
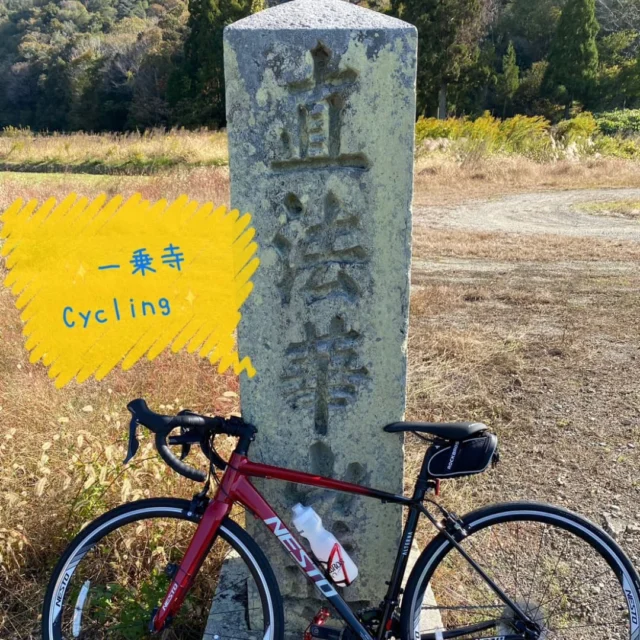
<box><xmin>151</xmin><ymin>452</ymin><xmax>414</xmax><ymax>638</ymax></box>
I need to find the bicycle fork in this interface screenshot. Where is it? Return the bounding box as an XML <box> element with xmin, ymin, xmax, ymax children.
<box><xmin>150</xmin><ymin>490</ymin><xmax>232</xmax><ymax>632</ymax></box>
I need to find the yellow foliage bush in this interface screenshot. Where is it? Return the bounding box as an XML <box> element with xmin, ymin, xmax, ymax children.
<box><xmin>416</xmin><ymin>112</ymin><xmax>553</xmax><ymax>160</ymax></box>
<box><xmin>499</xmin><ymin>115</ymin><xmax>552</xmax><ymax>159</ymax></box>
<box><xmin>415</xmin><ymin>111</ymin><xmax>640</xmax><ymax>161</ymax></box>
<box><xmin>593</xmin><ymin>135</ymin><xmax>640</xmax><ymax>159</ymax></box>
<box><xmin>555</xmin><ymin>112</ymin><xmax>598</xmax><ymax>142</ymax></box>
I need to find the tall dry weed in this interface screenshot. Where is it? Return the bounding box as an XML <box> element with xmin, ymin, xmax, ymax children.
<box><xmin>0</xmin><ymin>243</ymin><xmax>239</xmax><ymax>637</ymax></box>
<box><xmin>0</xmin><ymin>129</ymin><xmax>229</xmax><ymax>174</ymax></box>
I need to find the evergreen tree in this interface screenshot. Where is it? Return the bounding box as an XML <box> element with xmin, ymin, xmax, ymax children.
<box><xmin>391</xmin><ymin>0</ymin><xmax>488</xmax><ymax>117</ymax></box>
<box><xmin>170</xmin><ymin>0</ymin><xmax>255</xmax><ymax>128</ymax></box>
<box><xmin>621</xmin><ymin>49</ymin><xmax>640</xmax><ymax>107</ymax></box>
<box><xmin>545</xmin><ymin>0</ymin><xmax>599</xmax><ymax>113</ymax></box>
<box><xmin>498</xmin><ymin>41</ymin><xmax>519</xmax><ymax>116</ymax></box>
<box><xmin>498</xmin><ymin>0</ymin><xmax>564</xmax><ymax>68</ymax></box>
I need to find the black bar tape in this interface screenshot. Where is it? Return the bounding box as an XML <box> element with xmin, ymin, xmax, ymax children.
<box><xmin>155</xmin><ymin>432</ymin><xmax>207</xmax><ymax>482</ymax></box>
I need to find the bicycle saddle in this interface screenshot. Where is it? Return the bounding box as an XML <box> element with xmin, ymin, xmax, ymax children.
<box><xmin>384</xmin><ymin>421</ymin><xmax>488</xmax><ymax>441</ymax></box>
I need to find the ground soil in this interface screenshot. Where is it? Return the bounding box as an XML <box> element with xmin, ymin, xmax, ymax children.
<box><xmin>2</xmin><ymin>170</ymin><xmax>640</xmax><ymax>637</ymax></box>
<box><xmin>407</xmin><ymin>188</ymin><xmax>640</xmax><ymax>575</ymax></box>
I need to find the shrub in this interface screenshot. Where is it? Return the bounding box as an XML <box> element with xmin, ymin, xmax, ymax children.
<box><xmin>555</xmin><ymin>111</ymin><xmax>599</xmax><ymax>142</ymax></box>
<box><xmin>416</xmin><ymin>113</ymin><xmax>554</xmax><ymax>160</ymax></box>
<box><xmin>415</xmin><ymin>117</ymin><xmax>464</xmax><ymax>141</ymax></box>
<box><xmin>593</xmin><ymin>135</ymin><xmax>640</xmax><ymax>159</ymax></box>
<box><xmin>415</xmin><ymin>111</ymin><xmax>640</xmax><ymax>161</ymax></box>
<box><xmin>499</xmin><ymin>114</ymin><xmax>553</xmax><ymax>159</ymax></box>
<box><xmin>595</xmin><ymin>110</ymin><xmax>640</xmax><ymax>136</ymax></box>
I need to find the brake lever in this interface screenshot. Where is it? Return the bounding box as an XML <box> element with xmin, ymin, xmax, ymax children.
<box><xmin>180</xmin><ymin>427</ymin><xmax>191</xmax><ymax>461</ymax></box>
<box><xmin>176</xmin><ymin>410</ymin><xmax>197</xmax><ymax>461</ymax></box>
<box><xmin>168</xmin><ymin>430</ymin><xmax>200</xmax><ymax>462</ymax></box>
<box><xmin>123</xmin><ymin>416</ymin><xmax>140</xmax><ymax>464</ymax></box>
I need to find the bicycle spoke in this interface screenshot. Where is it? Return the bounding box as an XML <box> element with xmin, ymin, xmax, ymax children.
<box><xmin>49</xmin><ymin>509</ymin><xmax>274</xmax><ymax>640</ymax></box>
<box><xmin>527</xmin><ymin>531</ymin><xmax>572</xmax><ymax>621</ymax></box>
<box><xmin>541</xmin><ymin>564</ymin><xmax>619</xmax><ymax>620</ymax></box>
<box><xmin>523</xmin><ymin>522</ymin><xmax>548</xmax><ymax>613</ymax></box>
<box><xmin>413</xmin><ymin>515</ymin><xmax>634</xmax><ymax>640</ymax></box>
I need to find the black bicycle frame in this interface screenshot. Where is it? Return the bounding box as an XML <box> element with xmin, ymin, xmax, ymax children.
<box><xmin>272</xmin><ymin>448</ymin><xmax>536</xmax><ymax>640</ymax></box>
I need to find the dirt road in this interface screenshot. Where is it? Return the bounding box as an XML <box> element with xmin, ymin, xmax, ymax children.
<box><xmin>416</xmin><ymin>188</ymin><xmax>640</xmax><ymax>239</ymax></box>
<box><xmin>407</xmin><ymin>187</ymin><xmax>640</xmax><ymax>580</ymax></box>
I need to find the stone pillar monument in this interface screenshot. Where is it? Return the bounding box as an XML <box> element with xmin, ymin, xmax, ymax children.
<box><xmin>224</xmin><ymin>0</ymin><xmax>417</xmax><ymax>629</ymax></box>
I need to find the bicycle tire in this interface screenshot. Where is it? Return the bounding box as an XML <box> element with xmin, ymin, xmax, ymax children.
<box><xmin>401</xmin><ymin>501</ymin><xmax>640</xmax><ymax>640</ymax></box>
<box><xmin>42</xmin><ymin>497</ymin><xmax>284</xmax><ymax>640</ymax></box>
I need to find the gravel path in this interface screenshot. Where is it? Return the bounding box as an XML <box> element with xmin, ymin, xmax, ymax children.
<box><xmin>416</xmin><ymin>188</ymin><xmax>640</xmax><ymax>239</ymax></box>
<box><xmin>409</xmin><ymin>185</ymin><xmax>640</xmax><ymax>613</ymax></box>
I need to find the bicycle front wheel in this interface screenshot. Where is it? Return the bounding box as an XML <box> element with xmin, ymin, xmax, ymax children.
<box><xmin>401</xmin><ymin>501</ymin><xmax>640</xmax><ymax>640</ymax></box>
<box><xmin>42</xmin><ymin>498</ymin><xmax>284</xmax><ymax>640</ymax></box>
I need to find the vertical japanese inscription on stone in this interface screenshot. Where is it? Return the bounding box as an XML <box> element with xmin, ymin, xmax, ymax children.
<box><xmin>225</xmin><ymin>0</ymin><xmax>417</xmax><ymax>626</ymax></box>
<box><xmin>282</xmin><ymin>315</ymin><xmax>369</xmax><ymax>435</ymax></box>
<box><xmin>272</xmin><ymin>42</ymin><xmax>372</xmax><ymax>434</ymax></box>
<box><xmin>272</xmin><ymin>189</ymin><xmax>368</xmax><ymax>305</ymax></box>
<box><xmin>273</xmin><ymin>42</ymin><xmax>369</xmax><ymax>171</ymax></box>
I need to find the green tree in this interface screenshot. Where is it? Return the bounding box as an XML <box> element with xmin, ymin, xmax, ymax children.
<box><xmin>596</xmin><ymin>30</ymin><xmax>637</xmax><ymax>110</ymax></box>
<box><xmin>598</xmin><ymin>30</ymin><xmax>637</xmax><ymax>68</ymax></box>
<box><xmin>497</xmin><ymin>41</ymin><xmax>519</xmax><ymax>116</ymax></box>
<box><xmin>545</xmin><ymin>0</ymin><xmax>599</xmax><ymax>114</ymax></box>
<box><xmin>170</xmin><ymin>0</ymin><xmax>255</xmax><ymax>128</ymax></box>
<box><xmin>391</xmin><ymin>0</ymin><xmax>489</xmax><ymax>118</ymax></box>
<box><xmin>35</xmin><ymin>55</ymin><xmax>74</xmax><ymax>131</ymax></box>
<box><xmin>498</xmin><ymin>0</ymin><xmax>564</xmax><ymax>68</ymax></box>
<box><xmin>621</xmin><ymin>49</ymin><xmax>640</xmax><ymax>107</ymax></box>
<box><xmin>449</xmin><ymin>40</ymin><xmax>497</xmax><ymax>116</ymax></box>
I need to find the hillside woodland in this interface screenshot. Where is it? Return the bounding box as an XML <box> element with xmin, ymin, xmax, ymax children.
<box><xmin>0</xmin><ymin>0</ymin><xmax>639</xmax><ymax>131</ymax></box>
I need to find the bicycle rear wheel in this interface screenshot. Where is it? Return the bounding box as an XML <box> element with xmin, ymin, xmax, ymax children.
<box><xmin>42</xmin><ymin>498</ymin><xmax>284</xmax><ymax>640</ymax></box>
<box><xmin>401</xmin><ymin>502</ymin><xmax>640</xmax><ymax>640</ymax></box>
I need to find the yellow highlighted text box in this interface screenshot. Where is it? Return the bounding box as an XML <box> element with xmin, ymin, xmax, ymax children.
<box><xmin>0</xmin><ymin>193</ymin><xmax>258</xmax><ymax>387</ymax></box>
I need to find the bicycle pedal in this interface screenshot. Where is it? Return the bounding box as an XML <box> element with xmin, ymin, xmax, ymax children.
<box><xmin>308</xmin><ymin>625</ymin><xmax>342</xmax><ymax>640</ymax></box>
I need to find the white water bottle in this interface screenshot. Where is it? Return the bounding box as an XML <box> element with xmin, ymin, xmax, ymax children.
<box><xmin>291</xmin><ymin>503</ymin><xmax>358</xmax><ymax>586</ymax></box>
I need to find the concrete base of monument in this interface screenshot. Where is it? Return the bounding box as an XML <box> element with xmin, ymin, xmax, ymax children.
<box><xmin>204</xmin><ymin>549</ymin><xmax>265</xmax><ymax>640</ymax></box>
<box><xmin>404</xmin><ymin>543</ymin><xmax>444</xmax><ymax>635</ymax></box>
<box><xmin>205</xmin><ymin>543</ymin><xmax>443</xmax><ymax>640</ymax></box>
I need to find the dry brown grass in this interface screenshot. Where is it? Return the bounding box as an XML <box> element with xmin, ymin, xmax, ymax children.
<box><xmin>0</xmin><ymin>167</ymin><xmax>236</xmax><ymax>637</ymax></box>
<box><xmin>415</xmin><ymin>154</ymin><xmax>640</xmax><ymax>205</ymax></box>
<box><xmin>0</xmin><ymin>129</ymin><xmax>228</xmax><ymax>174</ymax></box>
<box><xmin>0</xmin><ymin>290</ymin><xmax>242</xmax><ymax>635</ymax></box>
<box><xmin>413</xmin><ymin>227</ymin><xmax>640</xmax><ymax>263</ymax></box>
<box><xmin>405</xmin><ymin>259</ymin><xmax>640</xmax><ymax>554</ymax></box>
<box><xmin>2</xmin><ymin>151</ymin><xmax>640</xmax><ymax>637</ymax></box>
<box><xmin>1</xmin><ymin>128</ymin><xmax>639</xmax><ymax>191</ymax></box>
<box><xmin>0</xmin><ymin>168</ymin><xmax>231</xmax><ymax>213</ymax></box>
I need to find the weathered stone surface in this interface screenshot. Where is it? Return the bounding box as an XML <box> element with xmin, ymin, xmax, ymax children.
<box><xmin>205</xmin><ymin>550</ymin><xmax>264</xmax><ymax>639</ymax></box>
<box><xmin>224</xmin><ymin>0</ymin><xmax>417</xmax><ymax>629</ymax></box>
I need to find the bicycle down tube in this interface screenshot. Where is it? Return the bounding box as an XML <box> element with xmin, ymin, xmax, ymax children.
<box><xmin>151</xmin><ymin>452</ymin><xmax>409</xmax><ymax>636</ymax></box>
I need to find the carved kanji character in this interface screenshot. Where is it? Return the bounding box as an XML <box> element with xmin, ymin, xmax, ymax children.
<box><xmin>273</xmin><ymin>190</ymin><xmax>368</xmax><ymax>304</ymax></box>
<box><xmin>281</xmin><ymin>316</ymin><xmax>369</xmax><ymax>434</ymax></box>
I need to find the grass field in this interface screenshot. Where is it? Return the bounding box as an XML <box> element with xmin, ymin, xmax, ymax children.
<box><xmin>0</xmin><ymin>129</ymin><xmax>228</xmax><ymax>174</ymax></box>
<box><xmin>1</xmin><ymin>139</ymin><xmax>640</xmax><ymax>637</ymax></box>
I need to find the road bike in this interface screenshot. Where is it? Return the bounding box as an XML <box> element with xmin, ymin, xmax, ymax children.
<box><xmin>43</xmin><ymin>398</ymin><xmax>640</xmax><ymax>639</ymax></box>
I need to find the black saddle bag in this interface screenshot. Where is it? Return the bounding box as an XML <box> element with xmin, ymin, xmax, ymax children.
<box><xmin>427</xmin><ymin>433</ymin><xmax>498</xmax><ymax>479</ymax></box>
